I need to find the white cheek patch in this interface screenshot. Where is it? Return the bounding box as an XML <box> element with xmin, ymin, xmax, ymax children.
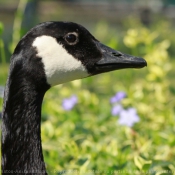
<box><xmin>32</xmin><ymin>35</ymin><xmax>89</xmax><ymax>86</ymax></box>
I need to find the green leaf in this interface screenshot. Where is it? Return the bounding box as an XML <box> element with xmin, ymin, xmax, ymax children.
<box><xmin>134</xmin><ymin>156</ymin><xmax>152</xmax><ymax>170</ymax></box>
<box><xmin>0</xmin><ymin>22</ymin><xmax>4</xmax><ymax>35</ymax></box>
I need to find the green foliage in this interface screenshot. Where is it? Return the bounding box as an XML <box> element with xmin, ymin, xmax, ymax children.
<box><xmin>40</xmin><ymin>22</ymin><xmax>175</xmax><ymax>174</ymax></box>
<box><xmin>0</xmin><ymin>18</ymin><xmax>175</xmax><ymax>175</ymax></box>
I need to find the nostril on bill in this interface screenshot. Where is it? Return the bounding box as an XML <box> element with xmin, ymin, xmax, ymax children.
<box><xmin>112</xmin><ymin>52</ymin><xmax>122</xmax><ymax>57</ymax></box>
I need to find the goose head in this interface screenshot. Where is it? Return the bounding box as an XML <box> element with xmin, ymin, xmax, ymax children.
<box><xmin>12</xmin><ymin>21</ymin><xmax>147</xmax><ymax>89</ymax></box>
<box><xmin>2</xmin><ymin>21</ymin><xmax>147</xmax><ymax>173</ymax></box>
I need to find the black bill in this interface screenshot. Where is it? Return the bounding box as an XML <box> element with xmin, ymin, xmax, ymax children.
<box><xmin>95</xmin><ymin>42</ymin><xmax>147</xmax><ymax>73</ymax></box>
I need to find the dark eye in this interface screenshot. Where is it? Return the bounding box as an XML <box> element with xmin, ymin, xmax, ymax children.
<box><xmin>65</xmin><ymin>32</ymin><xmax>78</xmax><ymax>45</ymax></box>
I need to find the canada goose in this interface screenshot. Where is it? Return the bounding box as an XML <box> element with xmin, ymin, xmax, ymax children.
<box><xmin>2</xmin><ymin>21</ymin><xmax>147</xmax><ymax>174</ymax></box>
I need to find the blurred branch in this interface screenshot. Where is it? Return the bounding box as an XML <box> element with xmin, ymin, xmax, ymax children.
<box><xmin>10</xmin><ymin>0</ymin><xmax>28</xmax><ymax>53</ymax></box>
<box><xmin>0</xmin><ymin>39</ymin><xmax>6</xmax><ymax>64</ymax></box>
<box><xmin>0</xmin><ymin>22</ymin><xmax>6</xmax><ymax>64</ymax></box>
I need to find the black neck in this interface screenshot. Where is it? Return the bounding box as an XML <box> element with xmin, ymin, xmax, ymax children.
<box><xmin>2</xmin><ymin>69</ymin><xmax>48</xmax><ymax>174</ymax></box>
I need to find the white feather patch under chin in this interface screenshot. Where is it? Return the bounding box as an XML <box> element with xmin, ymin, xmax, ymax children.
<box><xmin>32</xmin><ymin>35</ymin><xmax>89</xmax><ymax>86</ymax></box>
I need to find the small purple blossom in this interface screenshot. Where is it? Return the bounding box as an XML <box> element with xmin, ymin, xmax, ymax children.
<box><xmin>0</xmin><ymin>86</ymin><xmax>4</xmax><ymax>98</ymax></box>
<box><xmin>111</xmin><ymin>104</ymin><xmax>123</xmax><ymax>116</ymax></box>
<box><xmin>118</xmin><ymin>108</ymin><xmax>140</xmax><ymax>127</ymax></box>
<box><xmin>62</xmin><ymin>95</ymin><xmax>78</xmax><ymax>111</ymax></box>
<box><xmin>110</xmin><ymin>91</ymin><xmax>126</xmax><ymax>103</ymax></box>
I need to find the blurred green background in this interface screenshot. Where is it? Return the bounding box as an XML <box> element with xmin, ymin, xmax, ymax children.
<box><xmin>0</xmin><ymin>0</ymin><xmax>175</xmax><ymax>174</ymax></box>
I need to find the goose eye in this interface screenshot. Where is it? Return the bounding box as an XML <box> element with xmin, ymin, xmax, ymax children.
<box><xmin>65</xmin><ymin>33</ymin><xmax>78</xmax><ymax>45</ymax></box>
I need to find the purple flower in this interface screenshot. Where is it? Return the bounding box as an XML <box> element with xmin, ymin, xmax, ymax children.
<box><xmin>111</xmin><ymin>104</ymin><xmax>123</xmax><ymax>116</ymax></box>
<box><xmin>62</xmin><ymin>95</ymin><xmax>78</xmax><ymax>111</ymax></box>
<box><xmin>118</xmin><ymin>108</ymin><xmax>140</xmax><ymax>127</ymax></box>
<box><xmin>0</xmin><ymin>86</ymin><xmax>4</xmax><ymax>98</ymax></box>
<box><xmin>110</xmin><ymin>91</ymin><xmax>126</xmax><ymax>103</ymax></box>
